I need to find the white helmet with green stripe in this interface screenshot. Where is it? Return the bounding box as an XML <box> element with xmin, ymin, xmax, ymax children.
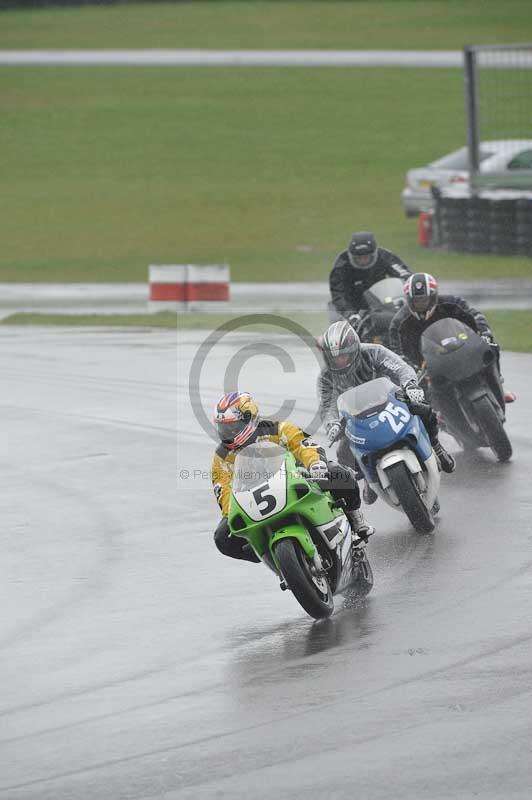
<box><xmin>318</xmin><ymin>321</ymin><xmax>361</xmax><ymax>373</ymax></box>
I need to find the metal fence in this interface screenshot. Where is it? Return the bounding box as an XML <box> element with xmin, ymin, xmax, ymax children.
<box><xmin>464</xmin><ymin>43</ymin><xmax>532</xmax><ymax>190</ymax></box>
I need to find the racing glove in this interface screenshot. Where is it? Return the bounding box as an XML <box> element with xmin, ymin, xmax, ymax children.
<box><xmin>404</xmin><ymin>381</ymin><xmax>426</xmax><ymax>405</ymax></box>
<box><xmin>309</xmin><ymin>460</ymin><xmax>329</xmax><ymax>480</ymax></box>
<box><xmin>326</xmin><ymin>420</ymin><xmax>342</xmax><ymax>444</ymax></box>
<box><xmin>481</xmin><ymin>332</ymin><xmax>500</xmax><ymax>352</ymax></box>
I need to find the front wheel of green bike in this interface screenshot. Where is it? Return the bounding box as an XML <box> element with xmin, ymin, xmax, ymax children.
<box><xmin>275</xmin><ymin>538</ymin><xmax>334</xmax><ymax>620</ymax></box>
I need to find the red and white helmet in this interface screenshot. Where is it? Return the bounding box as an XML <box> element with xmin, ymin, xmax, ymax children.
<box><xmin>404</xmin><ymin>273</ymin><xmax>439</xmax><ymax>321</ymax></box>
<box><xmin>214</xmin><ymin>391</ymin><xmax>259</xmax><ymax>450</ymax></box>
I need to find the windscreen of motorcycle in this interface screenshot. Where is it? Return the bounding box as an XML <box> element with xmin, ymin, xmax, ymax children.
<box><xmin>232</xmin><ymin>443</ymin><xmax>288</xmax><ymax>522</ymax></box>
<box><xmin>421</xmin><ymin>318</ymin><xmax>473</xmax><ymax>356</ymax></box>
<box><xmin>363</xmin><ymin>278</ymin><xmax>405</xmax><ymax>310</ymax></box>
<box><xmin>338</xmin><ymin>377</ymin><xmax>397</xmax><ymax>418</ymax></box>
<box><xmin>420</xmin><ymin>318</ymin><xmax>493</xmax><ymax>382</ymax></box>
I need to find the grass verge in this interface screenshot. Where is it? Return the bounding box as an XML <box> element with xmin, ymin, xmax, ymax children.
<box><xmin>0</xmin><ymin>310</ymin><xmax>330</xmax><ymax>334</ymax></box>
<box><xmin>483</xmin><ymin>310</ymin><xmax>532</xmax><ymax>353</ymax></box>
<box><xmin>3</xmin><ymin>309</ymin><xmax>531</xmax><ymax>352</ymax></box>
<box><xmin>0</xmin><ymin>311</ymin><xmax>179</xmax><ymax>328</ymax></box>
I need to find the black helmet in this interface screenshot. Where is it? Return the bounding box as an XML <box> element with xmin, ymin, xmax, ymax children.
<box><xmin>404</xmin><ymin>273</ymin><xmax>439</xmax><ymax>320</ymax></box>
<box><xmin>318</xmin><ymin>321</ymin><xmax>361</xmax><ymax>373</ymax></box>
<box><xmin>347</xmin><ymin>231</ymin><xmax>378</xmax><ymax>269</ymax></box>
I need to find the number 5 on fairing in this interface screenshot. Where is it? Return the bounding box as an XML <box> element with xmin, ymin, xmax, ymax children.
<box><xmin>378</xmin><ymin>402</ymin><xmax>410</xmax><ymax>433</ymax></box>
<box><xmin>252</xmin><ymin>483</ymin><xmax>277</xmax><ymax>516</ymax></box>
<box><xmin>233</xmin><ymin>466</ymin><xmax>288</xmax><ymax>522</ymax></box>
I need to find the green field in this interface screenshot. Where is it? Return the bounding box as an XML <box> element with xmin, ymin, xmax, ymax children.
<box><xmin>2</xmin><ymin>1</ymin><xmax>531</xmax><ymax>50</ymax></box>
<box><xmin>1</xmin><ymin>1</ymin><xmax>532</xmax><ymax>283</ymax></box>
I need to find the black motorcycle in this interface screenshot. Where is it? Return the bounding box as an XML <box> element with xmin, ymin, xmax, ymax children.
<box><xmin>420</xmin><ymin>318</ymin><xmax>512</xmax><ymax>462</ymax></box>
<box><xmin>328</xmin><ymin>277</ymin><xmax>405</xmax><ymax>348</ymax></box>
<box><xmin>356</xmin><ymin>278</ymin><xmax>405</xmax><ymax>347</ymax></box>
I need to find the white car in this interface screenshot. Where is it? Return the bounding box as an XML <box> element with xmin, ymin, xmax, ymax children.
<box><xmin>401</xmin><ymin>139</ymin><xmax>532</xmax><ymax>216</ymax></box>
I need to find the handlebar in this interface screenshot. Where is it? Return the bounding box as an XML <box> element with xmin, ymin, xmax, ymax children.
<box><xmin>297</xmin><ymin>467</ymin><xmax>331</xmax><ymax>487</ymax></box>
<box><xmin>351</xmin><ymin>311</ymin><xmax>369</xmax><ymax>334</ymax></box>
<box><xmin>416</xmin><ymin>367</ymin><xmax>427</xmax><ymax>384</ymax></box>
<box><xmin>395</xmin><ymin>389</ymin><xmax>431</xmax><ymax>416</ymax></box>
<box><xmin>329</xmin><ymin>418</ymin><xmax>346</xmax><ymax>446</ymax></box>
<box><xmin>410</xmin><ymin>400</ymin><xmax>432</xmax><ymax>415</ymax></box>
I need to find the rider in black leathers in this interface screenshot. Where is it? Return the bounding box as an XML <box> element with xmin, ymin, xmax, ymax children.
<box><xmin>329</xmin><ymin>231</ymin><xmax>411</xmax><ymax>327</ymax></box>
<box><xmin>388</xmin><ymin>272</ymin><xmax>516</xmax><ymax>404</ymax></box>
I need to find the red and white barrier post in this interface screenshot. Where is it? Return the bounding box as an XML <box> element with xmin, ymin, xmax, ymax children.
<box><xmin>148</xmin><ymin>264</ymin><xmax>230</xmax><ymax>312</ymax></box>
<box><xmin>148</xmin><ymin>264</ymin><xmax>187</xmax><ymax>311</ymax></box>
<box><xmin>186</xmin><ymin>264</ymin><xmax>230</xmax><ymax>311</ymax></box>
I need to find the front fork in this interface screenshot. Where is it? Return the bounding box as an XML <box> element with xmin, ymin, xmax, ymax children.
<box><xmin>269</xmin><ymin>525</ymin><xmax>327</xmax><ymax>583</ymax></box>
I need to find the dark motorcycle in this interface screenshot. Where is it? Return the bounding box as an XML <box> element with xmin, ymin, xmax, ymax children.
<box><xmin>356</xmin><ymin>278</ymin><xmax>405</xmax><ymax>347</ymax></box>
<box><xmin>420</xmin><ymin>318</ymin><xmax>512</xmax><ymax>462</ymax></box>
<box><xmin>328</xmin><ymin>278</ymin><xmax>405</xmax><ymax>347</ymax></box>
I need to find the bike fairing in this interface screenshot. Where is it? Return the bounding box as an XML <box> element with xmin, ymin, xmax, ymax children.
<box><xmin>212</xmin><ymin>419</ymin><xmax>325</xmax><ymax>517</ymax></box>
<box><xmin>225</xmin><ymin>443</ymin><xmax>374</xmax><ymax>615</ymax></box>
<box><xmin>419</xmin><ymin>318</ymin><xmax>512</xmax><ymax>461</ymax></box>
<box><xmin>353</xmin><ymin>277</ymin><xmax>406</xmax><ymax>348</ymax></box>
<box><xmin>229</xmin><ymin>446</ymin><xmax>346</xmax><ymax>547</ymax></box>
<box><xmin>336</xmin><ymin>377</ymin><xmax>441</xmax><ymax>533</ymax></box>
<box><xmin>318</xmin><ymin>342</ymin><xmax>417</xmax><ymax>429</ymax></box>
<box><xmin>389</xmin><ymin>294</ymin><xmax>492</xmax><ymax>368</ymax></box>
<box><xmin>339</xmin><ymin>380</ymin><xmax>432</xmax><ymax>485</ymax></box>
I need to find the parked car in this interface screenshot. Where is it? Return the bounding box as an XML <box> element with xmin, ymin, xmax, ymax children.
<box><xmin>401</xmin><ymin>139</ymin><xmax>532</xmax><ymax>217</ymax></box>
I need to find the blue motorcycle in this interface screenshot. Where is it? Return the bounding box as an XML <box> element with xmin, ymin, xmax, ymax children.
<box><xmin>337</xmin><ymin>377</ymin><xmax>441</xmax><ymax>534</ymax></box>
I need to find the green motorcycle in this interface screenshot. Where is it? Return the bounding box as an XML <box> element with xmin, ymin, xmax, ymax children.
<box><xmin>228</xmin><ymin>442</ymin><xmax>374</xmax><ymax>619</ymax></box>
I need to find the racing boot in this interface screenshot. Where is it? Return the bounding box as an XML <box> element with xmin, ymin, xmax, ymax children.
<box><xmin>362</xmin><ymin>480</ymin><xmax>378</xmax><ymax>505</ymax></box>
<box><xmin>345</xmin><ymin>508</ymin><xmax>375</xmax><ymax>550</ymax></box>
<box><xmin>500</xmin><ymin>373</ymin><xmax>516</xmax><ymax>404</ymax></box>
<box><xmin>432</xmin><ymin>441</ymin><xmax>456</xmax><ymax>474</ymax></box>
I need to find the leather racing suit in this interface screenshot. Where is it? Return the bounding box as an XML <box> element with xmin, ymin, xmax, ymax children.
<box><xmin>317</xmin><ymin>343</ymin><xmax>439</xmax><ymax>469</ymax></box>
<box><xmin>388</xmin><ymin>294</ymin><xmax>493</xmax><ymax>369</ymax></box>
<box><xmin>330</xmin><ymin>247</ymin><xmax>411</xmax><ymax>322</ymax></box>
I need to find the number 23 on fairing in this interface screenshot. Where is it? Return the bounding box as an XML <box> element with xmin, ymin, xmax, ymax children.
<box><xmin>233</xmin><ymin>468</ymin><xmax>288</xmax><ymax>521</ymax></box>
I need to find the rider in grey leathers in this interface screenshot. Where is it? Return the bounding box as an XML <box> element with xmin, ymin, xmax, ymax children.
<box><xmin>317</xmin><ymin>321</ymin><xmax>456</xmax><ymax>503</ymax></box>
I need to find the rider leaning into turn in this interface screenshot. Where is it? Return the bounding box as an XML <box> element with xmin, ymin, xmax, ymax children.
<box><xmin>329</xmin><ymin>231</ymin><xmax>412</xmax><ymax>327</ymax></box>
<box><xmin>317</xmin><ymin>321</ymin><xmax>456</xmax><ymax>505</ymax></box>
<box><xmin>211</xmin><ymin>391</ymin><xmax>375</xmax><ymax>563</ymax></box>
<box><xmin>388</xmin><ymin>272</ymin><xmax>516</xmax><ymax>404</ymax></box>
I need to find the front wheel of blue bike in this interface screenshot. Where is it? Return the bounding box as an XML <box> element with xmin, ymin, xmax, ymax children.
<box><xmin>386</xmin><ymin>461</ymin><xmax>435</xmax><ymax>534</ymax></box>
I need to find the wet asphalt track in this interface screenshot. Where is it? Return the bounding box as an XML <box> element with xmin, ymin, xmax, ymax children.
<box><xmin>1</xmin><ymin>326</ymin><xmax>532</xmax><ymax>799</ymax></box>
